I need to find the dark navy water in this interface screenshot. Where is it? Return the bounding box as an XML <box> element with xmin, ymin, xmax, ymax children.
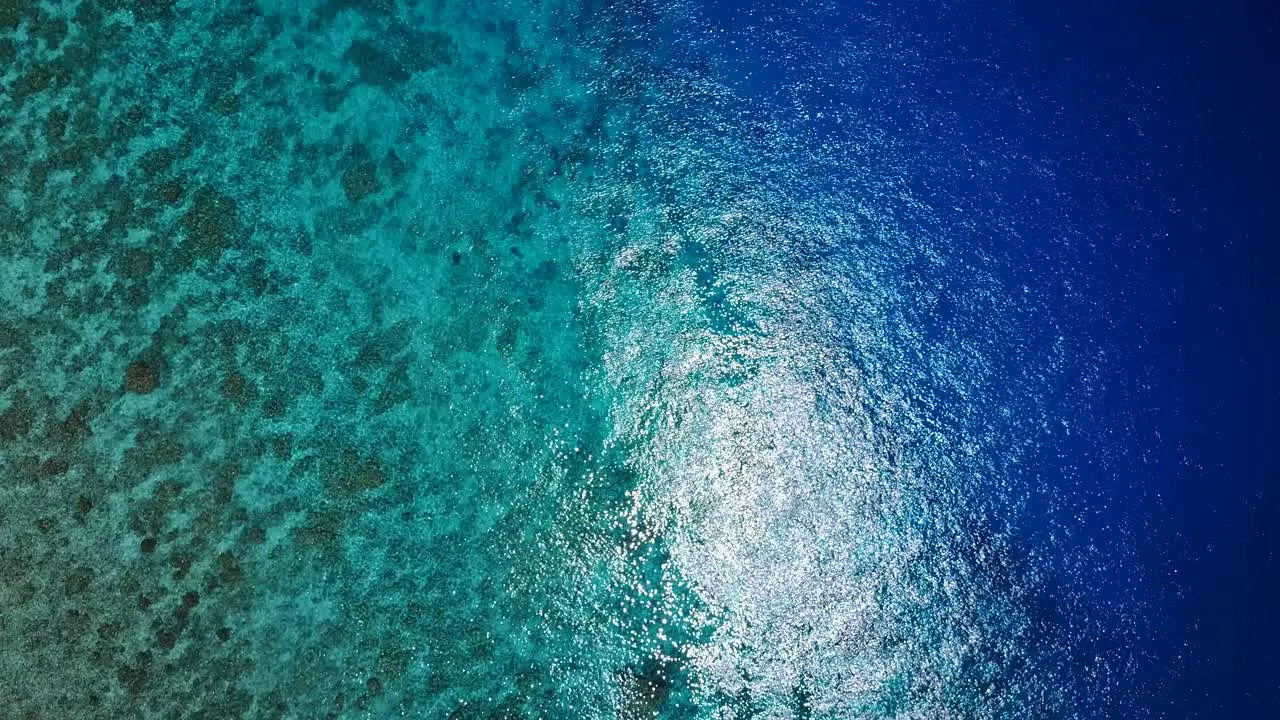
<box><xmin>690</xmin><ymin>0</ymin><xmax>1280</xmax><ymax>716</ymax></box>
<box><xmin>1</xmin><ymin>0</ymin><xmax>1275</xmax><ymax>717</ymax></box>
<box><xmin>732</xmin><ymin>1</ymin><xmax>1280</xmax><ymax>717</ymax></box>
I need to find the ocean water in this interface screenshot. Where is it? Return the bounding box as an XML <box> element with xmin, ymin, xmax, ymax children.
<box><xmin>2</xmin><ymin>0</ymin><xmax>1275</xmax><ymax>718</ymax></box>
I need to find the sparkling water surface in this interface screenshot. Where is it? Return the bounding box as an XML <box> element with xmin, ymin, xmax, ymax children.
<box><xmin>0</xmin><ymin>1</ymin><xmax>1180</xmax><ymax>718</ymax></box>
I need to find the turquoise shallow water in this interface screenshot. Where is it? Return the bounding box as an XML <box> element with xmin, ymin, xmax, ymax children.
<box><xmin>1</xmin><ymin>1</ymin><xmax>1117</xmax><ymax>718</ymax></box>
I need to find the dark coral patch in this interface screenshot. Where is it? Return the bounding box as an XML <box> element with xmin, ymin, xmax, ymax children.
<box><xmin>385</xmin><ymin>150</ymin><xmax>407</xmax><ymax>179</ymax></box>
<box><xmin>117</xmin><ymin>664</ymin><xmax>148</xmax><ymax>696</ymax></box>
<box><xmin>495</xmin><ymin>317</ymin><xmax>519</xmax><ymax>358</ymax></box>
<box><xmin>32</xmin><ymin>13</ymin><xmax>68</xmax><ymax>49</ymax></box>
<box><xmin>115</xmin><ymin>247</ymin><xmax>155</xmax><ymax>280</ymax></box>
<box><xmin>373</xmin><ymin>361</ymin><xmax>413</xmax><ymax>412</ymax></box>
<box><xmin>155</xmin><ymin>180</ymin><xmax>184</xmax><ymax>205</ymax></box>
<box><xmin>212</xmin><ymin>464</ymin><xmax>238</xmax><ymax>505</ymax></box>
<box><xmin>169</xmin><ymin>552</ymin><xmax>194</xmax><ymax>580</ymax></box>
<box><xmin>296</xmin><ymin>504</ymin><xmax>343</xmax><ymax>546</ymax></box>
<box><xmin>244</xmin><ymin>525</ymin><xmax>266</xmax><ymax>545</ymax></box>
<box><xmin>11</xmin><ymin>61</ymin><xmax>65</xmax><ymax>101</ymax></box>
<box><xmin>270</xmin><ymin>434</ymin><xmax>293</xmax><ymax>460</ymax></box>
<box><xmin>98</xmin><ymin>622</ymin><xmax>120</xmax><ymax>642</ymax></box>
<box><xmin>350</xmin><ymin>319</ymin><xmax>414</xmax><ymax>371</ymax></box>
<box><xmin>341</xmin><ymin>155</ymin><xmax>380</xmax><ymax>203</ymax></box>
<box><xmin>0</xmin><ymin>391</ymin><xmax>35</xmax><ymax>439</ymax></box>
<box><xmin>212</xmin><ymin>87</ymin><xmax>241</xmax><ymax>116</ymax></box>
<box><xmin>532</xmin><ymin>259</ymin><xmax>559</xmax><ymax>282</ymax></box>
<box><xmin>53</xmin><ymin>399</ymin><xmax>98</xmax><ymax>442</ymax></box>
<box><xmin>220</xmin><ymin>370</ymin><xmax>258</xmax><ymax>407</ymax></box>
<box><xmin>138</xmin><ymin>147</ymin><xmax>178</xmax><ymax>176</ymax></box>
<box><xmin>329</xmin><ymin>448</ymin><xmax>387</xmax><ymax>494</ymax></box>
<box><xmin>64</xmin><ymin>566</ymin><xmax>94</xmax><ymax>596</ymax></box>
<box><xmin>179</xmin><ymin>186</ymin><xmax>242</xmax><ymax>263</ymax></box>
<box><xmin>124</xmin><ymin>359</ymin><xmax>160</xmax><ymax>394</ymax></box>
<box><xmin>216</xmin><ymin>552</ymin><xmax>242</xmax><ymax>585</ymax></box>
<box><xmin>262</xmin><ymin>393</ymin><xmax>289</xmax><ymax>419</ymax></box>
<box><xmin>0</xmin><ymin>0</ymin><xmax>26</xmax><ymax>30</ymax></box>
<box><xmin>347</xmin><ymin>39</ymin><xmax>406</xmax><ymax>84</ymax></box>
<box><xmin>155</xmin><ymin>625</ymin><xmax>180</xmax><ymax>651</ymax></box>
<box><xmin>345</xmin><ymin>29</ymin><xmax>452</xmax><ymax>87</ymax></box>
<box><xmin>40</xmin><ymin>457</ymin><xmax>70</xmax><ymax>477</ymax></box>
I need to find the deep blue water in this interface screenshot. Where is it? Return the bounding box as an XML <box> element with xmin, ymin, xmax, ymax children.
<box><xmin>689</xmin><ymin>0</ymin><xmax>1280</xmax><ymax>716</ymax></box>
<box><xmin>716</xmin><ymin>0</ymin><xmax>1280</xmax><ymax>716</ymax></box>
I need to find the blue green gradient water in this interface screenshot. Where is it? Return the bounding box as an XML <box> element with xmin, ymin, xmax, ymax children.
<box><xmin>0</xmin><ymin>1</ymin><xmax>1131</xmax><ymax>717</ymax></box>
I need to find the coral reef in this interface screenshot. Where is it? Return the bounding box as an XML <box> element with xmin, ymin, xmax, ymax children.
<box><xmin>0</xmin><ymin>1</ymin><xmax>654</xmax><ymax>717</ymax></box>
